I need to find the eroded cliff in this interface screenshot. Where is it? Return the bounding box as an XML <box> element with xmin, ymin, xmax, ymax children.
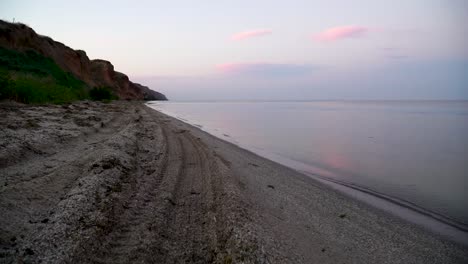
<box><xmin>0</xmin><ymin>20</ymin><xmax>167</xmax><ymax>101</ymax></box>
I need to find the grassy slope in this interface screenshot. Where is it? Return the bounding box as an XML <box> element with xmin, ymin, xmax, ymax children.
<box><xmin>0</xmin><ymin>47</ymin><xmax>92</xmax><ymax>104</ymax></box>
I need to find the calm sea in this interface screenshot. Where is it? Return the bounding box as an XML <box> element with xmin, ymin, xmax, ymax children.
<box><xmin>148</xmin><ymin>101</ymin><xmax>468</xmax><ymax>231</ymax></box>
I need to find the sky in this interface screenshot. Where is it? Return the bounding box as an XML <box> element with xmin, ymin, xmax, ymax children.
<box><xmin>1</xmin><ymin>0</ymin><xmax>467</xmax><ymax>100</ymax></box>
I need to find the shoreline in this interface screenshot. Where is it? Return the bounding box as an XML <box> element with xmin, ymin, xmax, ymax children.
<box><xmin>1</xmin><ymin>101</ymin><xmax>467</xmax><ymax>263</ymax></box>
<box><xmin>149</xmin><ymin>102</ymin><xmax>468</xmax><ymax>245</ymax></box>
<box><xmin>148</xmin><ymin>104</ymin><xmax>468</xmax><ymax>261</ymax></box>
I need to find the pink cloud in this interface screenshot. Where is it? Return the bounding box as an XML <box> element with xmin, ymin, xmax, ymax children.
<box><xmin>231</xmin><ymin>29</ymin><xmax>272</xmax><ymax>41</ymax></box>
<box><xmin>314</xmin><ymin>25</ymin><xmax>369</xmax><ymax>42</ymax></box>
<box><xmin>216</xmin><ymin>63</ymin><xmax>254</xmax><ymax>72</ymax></box>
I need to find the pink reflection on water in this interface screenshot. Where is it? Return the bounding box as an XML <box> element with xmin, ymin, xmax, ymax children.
<box><xmin>323</xmin><ymin>150</ymin><xmax>351</xmax><ymax>172</ymax></box>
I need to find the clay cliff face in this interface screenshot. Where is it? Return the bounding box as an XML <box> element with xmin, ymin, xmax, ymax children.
<box><xmin>0</xmin><ymin>20</ymin><xmax>167</xmax><ymax>100</ymax></box>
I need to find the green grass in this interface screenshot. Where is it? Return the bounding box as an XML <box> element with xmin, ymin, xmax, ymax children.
<box><xmin>0</xmin><ymin>47</ymin><xmax>99</xmax><ymax>104</ymax></box>
<box><xmin>1</xmin><ymin>73</ymin><xmax>88</xmax><ymax>104</ymax></box>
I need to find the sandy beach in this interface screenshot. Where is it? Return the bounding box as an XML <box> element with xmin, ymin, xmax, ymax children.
<box><xmin>0</xmin><ymin>101</ymin><xmax>467</xmax><ymax>263</ymax></box>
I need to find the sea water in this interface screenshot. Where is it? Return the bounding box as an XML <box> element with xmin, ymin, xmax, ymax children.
<box><xmin>148</xmin><ymin>101</ymin><xmax>468</xmax><ymax>231</ymax></box>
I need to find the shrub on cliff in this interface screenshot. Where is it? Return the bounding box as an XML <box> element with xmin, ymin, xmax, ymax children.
<box><xmin>89</xmin><ymin>86</ymin><xmax>117</xmax><ymax>101</ymax></box>
<box><xmin>0</xmin><ymin>70</ymin><xmax>14</xmax><ymax>99</ymax></box>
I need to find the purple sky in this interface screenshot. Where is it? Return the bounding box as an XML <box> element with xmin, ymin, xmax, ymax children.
<box><xmin>1</xmin><ymin>0</ymin><xmax>467</xmax><ymax>100</ymax></box>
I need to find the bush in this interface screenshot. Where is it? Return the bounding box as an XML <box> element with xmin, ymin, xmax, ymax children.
<box><xmin>89</xmin><ymin>87</ymin><xmax>116</xmax><ymax>101</ymax></box>
<box><xmin>0</xmin><ymin>70</ymin><xmax>13</xmax><ymax>99</ymax></box>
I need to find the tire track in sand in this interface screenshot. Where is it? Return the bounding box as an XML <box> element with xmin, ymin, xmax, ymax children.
<box><xmin>141</xmin><ymin>106</ymin><xmax>261</xmax><ymax>263</ymax></box>
<box><xmin>51</xmin><ymin>104</ymin><xmax>260</xmax><ymax>263</ymax></box>
<box><xmin>85</xmin><ymin>104</ymin><xmax>223</xmax><ymax>263</ymax></box>
<box><xmin>1</xmin><ymin>103</ymin><xmax>264</xmax><ymax>264</ymax></box>
<box><xmin>76</xmin><ymin>106</ymin><xmax>177</xmax><ymax>264</ymax></box>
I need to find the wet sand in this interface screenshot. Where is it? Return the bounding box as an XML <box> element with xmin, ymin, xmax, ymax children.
<box><xmin>0</xmin><ymin>101</ymin><xmax>467</xmax><ymax>263</ymax></box>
